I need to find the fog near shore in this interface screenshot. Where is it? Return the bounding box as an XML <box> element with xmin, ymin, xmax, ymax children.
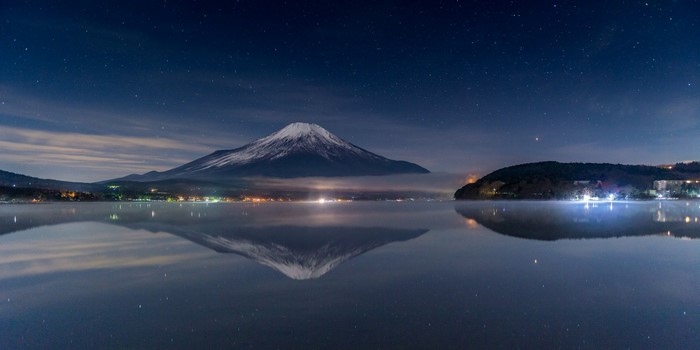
<box><xmin>245</xmin><ymin>173</ymin><xmax>466</xmax><ymax>197</ymax></box>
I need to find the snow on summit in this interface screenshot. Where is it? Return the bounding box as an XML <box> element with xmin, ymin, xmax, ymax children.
<box><xmin>269</xmin><ymin>122</ymin><xmax>337</xmax><ymax>140</ymax></box>
<box><xmin>199</xmin><ymin>122</ymin><xmax>364</xmax><ymax>168</ymax></box>
<box><xmin>252</xmin><ymin>122</ymin><xmax>354</xmax><ymax>153</ymax></box>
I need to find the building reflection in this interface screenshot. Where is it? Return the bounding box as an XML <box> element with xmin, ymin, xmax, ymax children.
<box><xmin>455</xmin><ymin>201</ymin><xmax>700</xmax><ymax>241</ymax></box>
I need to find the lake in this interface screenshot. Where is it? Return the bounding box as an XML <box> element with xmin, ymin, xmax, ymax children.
<box><xmin>1</xmin><ymin>201</ymin><xmax>699</xmax><ymax>349</ymax></box>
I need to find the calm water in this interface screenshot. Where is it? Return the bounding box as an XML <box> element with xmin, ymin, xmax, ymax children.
<box><xmin>1</xmin><ymin>201</ymin><xmax>699</xmax><ymax>349</ymax></box>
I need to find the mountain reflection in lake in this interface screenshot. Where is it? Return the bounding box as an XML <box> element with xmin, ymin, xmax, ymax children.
<box><xmin>1</xmin><ymin>201</ymin><xmax>699</xmax><ymax>349</ymax></box>
<box><xmin>0</xmin><ymin>202</ymin><xmax>430</xmax><ymax>280</ymax></box>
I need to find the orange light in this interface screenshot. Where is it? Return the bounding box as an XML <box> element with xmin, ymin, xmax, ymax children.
<box><xmin>465</xmin><ymin>218</ymin><xmax>479</xmax><ymax>229</ymax></box>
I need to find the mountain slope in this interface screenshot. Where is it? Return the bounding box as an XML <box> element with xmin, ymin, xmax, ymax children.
<box><xmin>114</xmin><ymin>122</ymin><xmax>429</xmax><ymax>181</ymax></box>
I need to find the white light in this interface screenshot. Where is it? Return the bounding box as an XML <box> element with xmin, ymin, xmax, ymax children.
<box><xmin>318</xmin><ymin>198</ymin><xmax>326</xmax><ymax>204</ymax></box>
<box><xmin>583</xmin><ymin>194</ymin><xmax>591</xmax><ymax>202</ymax></box>
<box><xmin>608</xmin><ymin>194</ymin><xmax>615</xmax><ymax>201</ymax></box>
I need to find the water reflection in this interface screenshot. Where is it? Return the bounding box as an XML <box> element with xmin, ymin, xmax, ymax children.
<box><xmin>173</xmin><ymin>226</ymin><xmax>427</xmax><ymax>279</ymax></box>
<box><xmin>0</xmin><ymin>203</ymin><xmax>428</xmax><ymax>280</ymax></box>
<box><xmin>0</xmin><ymin>223</ymin><xmax>208</xmax><ymax>280</ymax></box>
<box><xmin>2</xmin><ymin>202</ymin><xmax>700</xmax><ymax>349</ymax></box>
<box><xmin>455</xmin><ymin>201</ymin><xmax>700</xmax><ymax>240</ymax></box>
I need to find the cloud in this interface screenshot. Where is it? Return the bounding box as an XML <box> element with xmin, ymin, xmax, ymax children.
<box><xmin>0</xmin><ymin>85</ymin><xmax>251</xmax><ymax>147</ymax></box>
<box><xmin>0</xmin><ymin>125</ymin><xmax>211</xmax><ymax>181</ymax></box>
<box><xmin>2</xmin><ymin>126</ymin><xmax>211</xmax><ymax>152</ymax></box>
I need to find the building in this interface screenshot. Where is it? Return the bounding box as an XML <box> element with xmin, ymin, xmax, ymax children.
<box><xmin>654</xmin><ymin>180</ymin><xmax>700</xmax><ymax>198</ymax></box>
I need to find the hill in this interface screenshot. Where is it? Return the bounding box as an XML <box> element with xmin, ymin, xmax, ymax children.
<box><xmin>454</xmin><ymin>161</ymin><xmax>700</xmax><ymax>200</ymax></box>
<box><xmin>0</xmin><ymin>169</ymin><xmax>103</xmax><ymax>192</ymax></box>
<box><xmin>0</xmin><ymin>169</ymin><xmax>105</xmax><ymax>202</ymax></box>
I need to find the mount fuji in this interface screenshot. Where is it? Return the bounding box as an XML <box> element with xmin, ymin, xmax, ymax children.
<box><xmin>114</xmin><ymin>122</ymin><xmax>429</xmax><ymax>181</ymax></box>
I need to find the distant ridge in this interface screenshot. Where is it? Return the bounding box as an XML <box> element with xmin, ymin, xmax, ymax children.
<box><xmin>111</xmin><ymin>122</ymin><xmax>429</xmax><ymax>181</ymax></box>
<box><xmin>0</xmin><ymin>169</ymin><xmax>102</xmax><ymax>192</ymax></box>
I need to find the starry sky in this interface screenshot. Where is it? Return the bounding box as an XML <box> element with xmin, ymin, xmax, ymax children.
<box><xmin>1</xmin><ymin>1</ymin><xmax>699</xmax><ymax>182</ymax></box>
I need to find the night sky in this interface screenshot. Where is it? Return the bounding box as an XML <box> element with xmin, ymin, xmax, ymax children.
<box><xmin>1</xmin><ymin>1</ymin><xmax>699</xmax><ymax>182</ymax></box>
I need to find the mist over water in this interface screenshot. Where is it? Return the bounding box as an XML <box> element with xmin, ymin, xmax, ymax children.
<box><xmin>245</xmin><ymin>172</ymin><xmax>464</xmax><ymax>198</ymax></box>
<box><xmin>1</xmin><ymin>201</ymin><xmax>699</xmax><ymax>348</ymax></box>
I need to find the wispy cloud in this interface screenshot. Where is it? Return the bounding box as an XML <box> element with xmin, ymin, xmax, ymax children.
<box><xmin>2</xmin><ymin>126</ymin><xmax>211</xmax><ymax>152</ymax></box>
<box><xmin>0</xmin><ymin>125</ymin><xmax>210</xmax><ymax>181</ymax></box>
<box><xmin>0</xmin><ymin>85</ymin><xmax>251</xmax><ymax>147</ymax></box>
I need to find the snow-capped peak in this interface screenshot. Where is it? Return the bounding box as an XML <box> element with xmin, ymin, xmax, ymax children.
<box><xmin>268</xmin><ymin>122</ymin><xmax>336</xmax><ymax>140</ymax></box>
<box><xmin>252</xmin><ymin>122</ymin><xmax>351</xmax><ymax>150</ymax></box>
<box><xmin>195</xmin><ymin>122</ymin><xmax>372</xmax><ymax>169</ymax></box>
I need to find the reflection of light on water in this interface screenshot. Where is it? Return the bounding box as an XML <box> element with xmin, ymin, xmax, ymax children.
<box><xmin>151</xmin><ymin>211</ymin><xmax>156</xmax><ymax>218</ymax></box>
<box><xmin>14</xmin><ymin>216</ymin><xmax>17</xmax><ymax>223</ymax></box>
<box><xmin>652</xmin><ymin>203</ymin><xmax>700</xmax><ymax>223</ymax></box>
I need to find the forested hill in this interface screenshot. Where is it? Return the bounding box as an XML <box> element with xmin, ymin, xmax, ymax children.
<box><xmin>454</xmin><ymin>161</ymin><xmax>700</xmax><ymax>200</ymax></box>
<box><xmin>0</xmin><ymin>169</ymin><xmax>102</xmax><ymax>192</ymax></box>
